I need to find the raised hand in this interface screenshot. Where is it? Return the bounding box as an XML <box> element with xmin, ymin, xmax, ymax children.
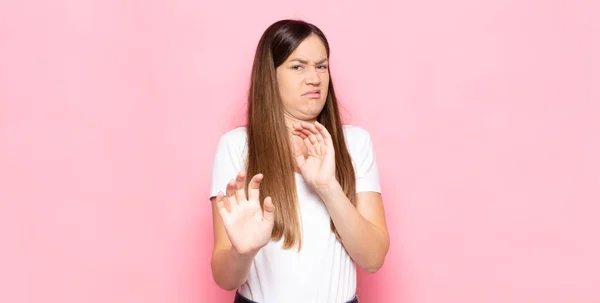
<box><xmin>216</xmin><ymin>171</ymin><xmax>275</xmax><ymax>256</ymax></box>
<box><xmin>291</xmin><ymin>121</ymin><xmax>337</xmax><ymax>191</ymax></box>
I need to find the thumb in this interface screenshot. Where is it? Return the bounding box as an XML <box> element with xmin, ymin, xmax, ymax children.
<box><xmin>262</xmin><ymin>196</ymin><xmax>275</xmax><ymax>224</ymax></box>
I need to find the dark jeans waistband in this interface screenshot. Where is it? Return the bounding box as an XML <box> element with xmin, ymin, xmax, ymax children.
<box><xmin>234</xmin><ymin>292</ymin><xmax>359</xmax><ymax>303</ymax></box>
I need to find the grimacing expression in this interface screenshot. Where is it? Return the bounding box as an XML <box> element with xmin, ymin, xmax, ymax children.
<box><xmin>276</xmin><ymin>34</ymin><xmax>330</xmax><ymax>121</ymax></box>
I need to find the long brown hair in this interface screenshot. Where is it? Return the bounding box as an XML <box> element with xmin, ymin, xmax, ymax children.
<box><xmin>246</xmin><ymin>19</ymin><xmax>356</xmax><ymax>251</ymax></box>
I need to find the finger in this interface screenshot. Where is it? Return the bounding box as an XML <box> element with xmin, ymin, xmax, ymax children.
<box><xmin>302</xmin><ymin>121</ymin><xmax>320</xmax><ymax>136</ymax></box>
<box><xmin>216</xmin><ymin>191</ymin><xmax>231</xmax><ymax>221</ymax></box>
<box><xmin>292</xmin><ymin>140</ymin><xmax>306</xmax><ymax>167</ymax></box>
<box><xmin>221</xmin><ymin>193</ymin><xmax>232</xmax><ymax>213</ymax></box>
<box><xmin>300</xmin><ymin>123</ymin><xmax>322</xmax><ymax>155</ymax></box>
<box><xmin>235</xmin><ymin>171</ymin><xmax>247</xmax><ymax>203</ymax></box>
<box><xmin>292</xmin><ymin>130</ymin><xmax>308</xmax><ymax>139</ymax></box>
<box><xmin>308</xmin><ymin>122</ymin><xmax>325</xmax><ymax>145</ymax></box>
<box><xmin>293</xmin><ymin>124</ymin><xmax>320</xmax><ymax>156</ymax></box>
<box><xmin>314</xmin><ymin>121</ymin><xmax>333</xmax><ymax>147</ymax></box>
<box><xmin>308</xmin><ymin>131</ymin><xmax>322</xmax><ymax>155</ymax></box>
<box><xmin>294</xmin><ymin>124</ymin><xmax>317</xmax><ymax>151</ymax></box>
<box><xmin>303</xmin><ymin>135</ymin><xmax>319</xmax><ymax>156</ymax></box>
<box><xmin>225</xmin><ymin>179</ymin><xmax>239</xmax><ymax>209</ymax></box>
<box><xmin>262</xmin><ymin>196</ymin><xmax>275</xmax><ymax>224</ymax></box>
<box><xmin>248</xmin><ymin>173</ymin><xmax>264</xmax><ymax>201</ymax></box>
<box><xmin>302</xmin><ymin>128</ymin><xmax>319</xmax><ymax>147</ymax></box>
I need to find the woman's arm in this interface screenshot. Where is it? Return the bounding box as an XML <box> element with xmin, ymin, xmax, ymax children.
<box><xmin>317</xmin><ymin>184</ymin><xmax>389</xmax><ymax>273</ymax></box>
<box><xmin>210</xmin><ymin>172</ymin><xmax>276</xmax><ymax>290</ymax></box>
<box><xmin>210</xmin><ymin>196</ymin><xmax>255</xmax><ymax>290</ymax></box>
<box><xmin>291</xmin><ymin>121</ymin><xmax>389</xmax><ymax>273</ymax></box>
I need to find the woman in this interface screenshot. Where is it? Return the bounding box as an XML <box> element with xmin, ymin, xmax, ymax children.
<box><xmin>209</xmin><ymin>19</ymin><xmax>389</xmax><ymax>303</ymax></box>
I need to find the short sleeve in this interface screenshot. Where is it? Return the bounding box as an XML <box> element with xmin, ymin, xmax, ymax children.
<box><xmin>351</xmin><ymin>127</ymin><xmax>382</xmax><ymax>194</ymax></box>
<box><xmin>209</xmin><ymin>131</ymin><xmax>245</xmax><ymax>199</ymax></box>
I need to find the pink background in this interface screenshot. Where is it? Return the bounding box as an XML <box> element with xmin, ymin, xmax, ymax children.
<box><xmin>1</xmin><ymin>0</ymin><xmax>599</xmax><ymax>302</ymax></box>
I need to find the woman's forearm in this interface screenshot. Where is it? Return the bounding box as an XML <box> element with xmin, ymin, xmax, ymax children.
<box><xmin>317</xmin><ymin>182</ymin><xmax>389</xmax><ymax>273</ymax></box>
<box><xmin>211</xmin><ymin>245</ymin><xmax>256</xmax><ymax>290</ymax></box>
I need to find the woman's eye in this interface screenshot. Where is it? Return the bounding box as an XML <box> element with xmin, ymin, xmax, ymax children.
<box><xmin>292</xmin><ymin>65</ymin><xmax>303</xmax><ymax>70</ymax></box>
<box><xmin>317</xmin><ymin>65</ymin><xmax>328</xmax><ymax>70</ymax></box>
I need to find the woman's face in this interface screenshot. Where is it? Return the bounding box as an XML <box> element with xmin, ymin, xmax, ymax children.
<box><xmin>276</xmin><ymin>34</ymin><xmax>330</xmax><ymax>123</ymax></box>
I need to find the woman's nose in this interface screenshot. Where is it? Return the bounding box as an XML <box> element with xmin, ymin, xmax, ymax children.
<box><xmin>305</xmin><ymin>67</ymin><xmax>321</xmax><ymax>85</ymax></box>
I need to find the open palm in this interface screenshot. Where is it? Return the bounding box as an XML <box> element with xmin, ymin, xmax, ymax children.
<box><xmin>291</xmin><ymin>121</ymin><xmax>337</xmax><ymax>189</ymax></box>
<box><xmin>216</xmin><ymin>172</ymin><xmax>275</xmax><ymax>256</ymax></box>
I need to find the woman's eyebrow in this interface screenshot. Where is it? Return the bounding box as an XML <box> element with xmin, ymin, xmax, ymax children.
<box><xmin>288</xmin><ymin>58</ymin><xmax>329</xmax><ymax>64</ymax></box>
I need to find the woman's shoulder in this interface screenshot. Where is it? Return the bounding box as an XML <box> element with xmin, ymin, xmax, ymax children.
<box><xmin>215</xmin><ymin>126</ymin><xmax>248</xmax><ymax>151</ymax></box>
<box><xmin>219</xmin><ymin>126</ymin><xmax>247</xmax><ymax>141</ymax></box>
<box><xmin>342</xmin><ymin>124</ymin><xmax>372</xmax><ymax>144</ymax></box>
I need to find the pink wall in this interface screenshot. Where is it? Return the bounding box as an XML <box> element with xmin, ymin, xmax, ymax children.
<box><xmin>1</xmin><ymin>0</ymin><xmax>599</xmax><ymax>302</ymax></box>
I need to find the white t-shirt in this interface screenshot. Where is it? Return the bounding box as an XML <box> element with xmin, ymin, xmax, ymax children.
<box><xmin>209</xmin><ymin>125</ymin><xmax>382</xmax><ymax>303</ymax></box>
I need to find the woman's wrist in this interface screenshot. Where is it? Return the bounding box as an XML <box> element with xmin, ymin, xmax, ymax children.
<box><xmin>230</xmin><ymin>245</ymin><xmax>259</xmax><ymax>260</ymax></box>
<box><xmin>314</xmin><ymin>180</ymin><xmax>343</xmax><ymax>202</ymax></box>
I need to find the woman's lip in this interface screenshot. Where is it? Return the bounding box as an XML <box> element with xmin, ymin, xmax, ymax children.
<box><xmin>303</xmin><ymin>92</ymin><xmax>321</xmax><ymax>98</ymax></box>
<box><xmin>303</xmin><ymin>89</ymin><xmax>321</xmax><ymax>96</ymax></box>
